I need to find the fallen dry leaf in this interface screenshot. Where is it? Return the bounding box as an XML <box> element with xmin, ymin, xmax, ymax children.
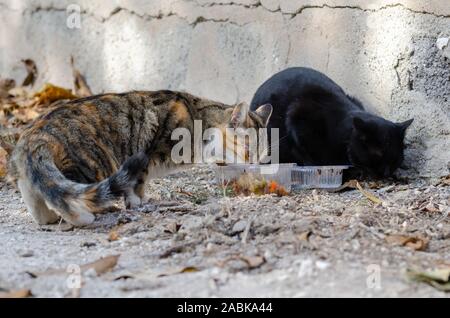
<box><xmin>0</xmin><ymin>289</ymin><xmax>32</xmax><ymax>298</ymax></box>
<box><xmin>0</xmin><ymin>147</ymin><xmax>8</xmax><ymax>178</ymax></box>
<box><xmin>157</xmin><ymin>266</ymin><xmax>199</xmax><ymax>277</ymax></box>
<box><xmin>368</xmin><ymin>181</ymin><xmax>386</xmax><ymax>189</ymax></box>
<box><xmin>297</xmin><ymin>231</ymin><xmax>312</xmax><ymax>242</ymax></box>
<box><xmin>108</xmin><ymin>230</ymin><xmax>120</xmax><ymax>242</ymax></box>
<box><xmin>21</xmin><ymin>59</ymin><xmax>37</xmax><ymax>87</ymax></box>
<box><xmin>29</xmin><ymin>255</ymin><xmax>120</xmax><ymax>277</ymax></box>
<box><xmin>71</xmin><ymin>56</ymin><xmax>92</xmax><ymax>97</ymax></box>
<box><xmin>385</xmin><ymin>235</ymin><xmax>429</xmax><ymax>251</ymax></box>
<box><xmin>240</xmin><ymin>255</ymin><xmax>265</xmax><ymax>268</ymax></box>
<box><xmin>164</xmin><ymin>222</ymin><xmax>181</xmax><ymax>234</ymax></box>
<box><xmin>82</xmin><ymin>255</ymin><xmax>120</xmax><ymax>275</ymax></box>
<box><xmin>11</xmin><ymin>107</ymin><xmax>40</xmax><ymax>123</ymax></box>
<box><xmin>217</xmin><ymin>255</ymin><xmax>266</xmax><ymax>269</ymax></box>
<box><xmin>330</xmin><ymin>179</ymin><xmax>359</xmax><ymax>192</ymax></box>
<box><xmin>34</xmin><ymin>83</ymin><xmax>77</xmax><ymax>106</ymax></box>
<box><xmin>330</xmin><ymin>180</ymin><xmax>383</xmax><ymax>204</ymax></box>
<box><xmin>422</xmin><ymin>202</ymin><xmax>441</xmax><ymax>213</ymax></box>
<box><xmin>355</xmin><ymin>181</ymin><xmax>383</xmax><ymax>204</ymax></box>
<box><xmin>438</xmin><ymin>175</ymin><xmax>450</xmax><ymax>186</ymax></box>
<box><xmin>407</xmin><ymin>267</ymin><xmax>450</xmax><ymax>292</ymax></box>
<box><xmin>0</xmin><ymin>78</ymin><xmax>15</xmax><ymax>98</ymax></box>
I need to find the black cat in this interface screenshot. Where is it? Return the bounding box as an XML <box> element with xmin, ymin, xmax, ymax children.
<box><xmin>250</xmin><ymin>67</ymin><xmax>414</xmax><ymax>178</ymax></box>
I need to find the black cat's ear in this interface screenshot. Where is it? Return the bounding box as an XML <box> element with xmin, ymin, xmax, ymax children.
<box><xmin>254</xmin><ymin>104</ymin><xmax>273</xmax><ymax>126</ymax></box>
<box><xmin>353</xmin><ymin>117</ymin><xmax>368</xmax><ymax>133</ymax></box>
<box><xmin>230</xmin><ymin>102</ymin><xmax>249</xmax><ymax>126</ymax></box>
<box><xmin>398</xmin><ymin>119</ymin><xmax>414</xmax><ymax>132</ymax></box>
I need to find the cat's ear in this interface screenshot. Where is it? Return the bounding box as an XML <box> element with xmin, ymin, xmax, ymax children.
<box><xmin>397</xmin><ymin>119</ymin><xmax>414</xmax><ymax>132</ymax></box>
<box><xmin>254</xmin><ymin>104</ymin><xmax>273</xmax><ymax>126</ymax></box>
<box><xmin>230</xmin><ymin>102</ymin><xmax>250</xmax><ymax>127</ymax></box>
<box><xmin>352</xmin><ymin>117</ymin><xmax>373</xmax><ymax>141</ymax></box>
<box><xmin>353</xmin><ymin>117</ymin><xmax>368</xmax><ymax>133</ymax></box>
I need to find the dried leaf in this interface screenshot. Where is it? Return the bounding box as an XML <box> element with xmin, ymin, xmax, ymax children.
<box><xmin>179</xmin><ymin>266</ymin><xmax>199</xmax><ymax>273</ymax></box>
<box><xmin>157</xmin><ymin>266</ymin><xmax>199</xmax><ymax>277</ymax></box>
<box><xmin>71</xmin><ymin>56</ymin><xmax>92</xmax><ymax>97</ymax></box>
<box><xmin>81</xmin><ymin>255</ymin><xmax>120</xmax><ymax>275</ymax></box>
<box><xmin>355</xmin><ymin>181</ymin><xmax>383</xmax><ymax>204</ymax></box>
<box><xmin>330</xmin><ymin>179</ymin><xmax>359</xmax><ymax>192</ymax></box>
<box><xmin>297</xmin><ymin>231</ymin><xmax>312</xmax><ymax>242</ymax></box>
<box><xmin>164</xmin><ymin>222</ymin><xmax>181</xmax><ymax>234</ymax></box>
<box><xmin>0</xmin><ymin>78</ymin><xmax>15</xmax><ymax>98</ymax></box>
<box><xmin>34</xmin><ymin>83</ymin><xmax>77</xmax><ymax>106</ymax></box>
<box><xmin>438</xmin><ymin>175</ymin><xmax>450</xmax><ymax>186</ymax></box>
<box><xmin>218</xmin><ymin>255</ymin><xmax>266</xmax><ymax>269</ymax></box>
<box><xmin>0</xmin><ymin>147</ymin><xmax>8</xmax><ymax>178</ymax></box>
<box><xmin>108</xmin><ymin>230</ymin><xmax>120</xmax><ymax>242</ymax></box>
<box><xmin>331</xmin><ymin>180</ymin><xmax>383</xmax><ymax>204</ymax></box>
<box><xmin>407</xmin><ymin>267</ymin><xmax>450</xmax><ymax>292</ymax></box>
<box><xmin>385</xmin><ymin>235</ymin><xmax>428</xmax><ymax>251</ymax></box>
<box><xmin>21</xmin><ymin>59</ymin><xmax>38</xmax><ymax>87</ymax></box>
<box><xmin>0</xmin><ymin>289</ymin><xmax>32</xmax><ymax>298</ymax></box>
<box><xmin>422</xmin><ymin>202</ymin><xmax>440</xmax><ymax>213</ymax></box>
<box><xmin>30</xmin><ymin>255</ymin><xmax>120</xmax><ymax>277</ymax></box>
<box><xmin>11</xmin><ymin>108</ymin><xmax>40</xmax><ymax>123</ymax></box>
<box><xmin>8</xmin><ymin>86</ymin><xmax>29</xmax><ymax>99</ymax></box>
<box><xmin>241</xmin><ymin>255</ymin><xmax>265</xmax><ymax>269</ymax></box>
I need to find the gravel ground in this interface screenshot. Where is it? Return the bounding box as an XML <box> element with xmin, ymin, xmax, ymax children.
<box><xmin>0</xmin><ymin>166</ymin><xmax>449</xmax><ymax>298</ymax></box>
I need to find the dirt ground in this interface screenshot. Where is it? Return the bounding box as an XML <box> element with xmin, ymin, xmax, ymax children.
<box><xmin>0</xmin><ymin>166</ymin><xmax>449</xmax><ymax>298</ymax></box>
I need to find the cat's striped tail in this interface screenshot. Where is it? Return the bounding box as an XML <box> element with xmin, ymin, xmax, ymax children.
<box><xmin>19</xmin><ymin>152</ymin><xmax>149</xmax><ymax>226</ymax></box>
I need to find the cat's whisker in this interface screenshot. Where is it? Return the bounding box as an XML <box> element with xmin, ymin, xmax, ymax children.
<box><xmin>257</xmin><ymin>135</ymin><xmax>289</xmax><ymax>161</ymax></box>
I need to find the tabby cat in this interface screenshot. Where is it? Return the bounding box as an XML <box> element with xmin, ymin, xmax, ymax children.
<box><xmin>10</xmin><ymin>91</ymin><xmax>272</xmax><ymax>226</ymax></box>
<box><xmin>250</xmin><ymin>67</ymin><xmax>414</xmax><ymax>178</ymax></box>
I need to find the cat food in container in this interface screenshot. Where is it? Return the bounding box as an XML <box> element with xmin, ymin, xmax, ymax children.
<box><xmin>213</xmin><ymin>164</ymin><xmax>295</xmax><ymax>194</ymax></box>
<box><xmin>291</xmin><ymin>166</ymin><xmax>350</xmax><ymax>190</ymax></box>
<box><xmin>213</xmin><ymin>164</ymin><xmax>350</xmax><ymax>193</ymax></box>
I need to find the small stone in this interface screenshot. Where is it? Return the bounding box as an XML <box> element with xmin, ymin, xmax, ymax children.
<box><xmin>436</xmin><ymin>37</ymin><xmax>449</xmax><ymax>51</ymax></box>
<box><xmin>19</xmin><ymin>250</ymin><xmax>34</xmax><ymax>257</ymax></box>
<box><xmin>436</xmin><ymin>38</ymin><xmax>450</xmax><ymax>59</ymax></box>
<box><xmin>231</xmin><ymin>220</ymin><xmax>247</xmax><ymax>234</ymax></box>
<box><xmin>315</xmin><ymin>260</ymin><xmax>330</xmax><ymax>270</ymax></box>
<box><xmin>81</xmin><ymin>242</ymin><xmax>96</xmax><ymax>248</ymax></box>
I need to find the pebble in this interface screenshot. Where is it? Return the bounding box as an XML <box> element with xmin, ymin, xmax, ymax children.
<box><xmin>231</xmin><ymin>220</ymin><xmax>247</xmax><ymax>234</ymax></box>
<box><xmin>19</xmin><ymin>250</ymin><xmax>34</xmax><ymax>257</ymax></box>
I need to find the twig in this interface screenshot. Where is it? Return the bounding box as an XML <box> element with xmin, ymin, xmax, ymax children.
<box><xmin>159</xmin><ymin>240</ymin><xmax>201</xmax><ymax>259</ymax></box>
<box><xmin>241</xmin><ymin>216</ymin><xmax>255</xmax><ymax>244</ymax></box>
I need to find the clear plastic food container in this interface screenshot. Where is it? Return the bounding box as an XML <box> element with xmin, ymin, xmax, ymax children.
<box><xmin>213</xmin><ymin>164</ymin><xmax>350</xmax><ymax>192</ymax></box>
<box><xmin>213</xmin><ymin>164</ymin><xmax>295</xmax><ymax>191</ymax></box>
<box><xmin>291</xmin><ymin>166</ymin><xmax>350</xmax><ymax>189</ymax></box>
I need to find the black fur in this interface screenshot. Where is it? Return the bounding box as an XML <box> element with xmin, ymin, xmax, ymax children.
<box><xmin>250</xmin><ymin>67</ymin><xmax>413</xmax><ymax>178</ymax></box>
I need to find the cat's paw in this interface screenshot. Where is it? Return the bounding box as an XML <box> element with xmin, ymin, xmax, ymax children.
<box><xmin>124</xmin><ymin>192</ymin><xmax>143</xmax><ymax>209</ymax></box>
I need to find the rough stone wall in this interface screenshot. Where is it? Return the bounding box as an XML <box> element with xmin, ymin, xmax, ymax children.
<box><xmin>1</xmin><ymin>0</ymin><xmax>449</xmax><ymax>178</ymax></box>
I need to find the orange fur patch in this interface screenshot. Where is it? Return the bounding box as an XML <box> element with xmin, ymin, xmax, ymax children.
<box><xmin>170</xmin><ymin>101</ymin><xmax>190</xmax><ymax>122</ymax></box>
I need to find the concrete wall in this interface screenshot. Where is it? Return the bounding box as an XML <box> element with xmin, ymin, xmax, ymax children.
<box><xmin>1</xmin><ymin>0</ymin><xmax>449</xmax><ymax>178</ymax></box>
